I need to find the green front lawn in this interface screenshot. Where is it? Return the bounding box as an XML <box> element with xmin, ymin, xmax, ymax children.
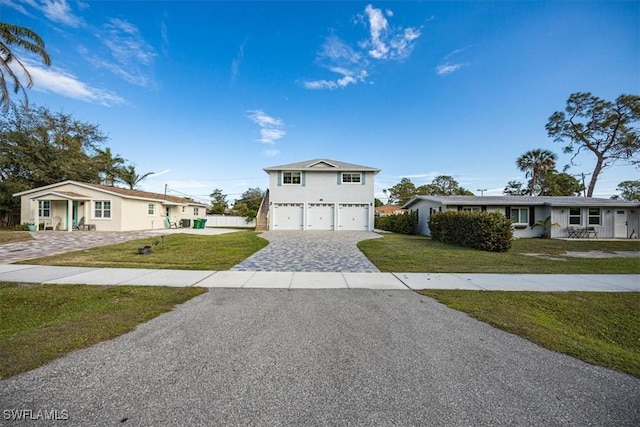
<box><xmin>419</xmin><ymin>290</ymin><xmax>640</xmax><ymax>377</ymax></box>
<box><xmin>0</xmin><ymin>283</ymin><xmax>207</xmax><ymax>378</ymax></box>
<box><xmin>19</xmin><ymin>231</ymin><xmax>268</xmax><ymax>270</ymax></box>
<box><xmin>0</xmin><ymin>231</ymin><xmax>33</xmax><ymax>244</ymax></box>
<box><xmin>358</xmin><ymin>234</ymin><xmax>640</xmax><ymax>273</ymax></box>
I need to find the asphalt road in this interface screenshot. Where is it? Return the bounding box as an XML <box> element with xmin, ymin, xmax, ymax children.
<box><xmin>1</xmin><ymin>289</ymin><xmax>638</xmax><ymax>426</ymax></box>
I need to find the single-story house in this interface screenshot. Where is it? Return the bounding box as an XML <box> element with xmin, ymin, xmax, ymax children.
<box><xmin>262</xmin><ymin>159</ymin><xmax>380</xmax><ymax>231</ymax></box>
<box><xmin>375</xmin><ymin>205</ymin><xmax>406</xmax><ymax>217</ymax></box>
<box><xmin>403</xmin><ymin>196</ymin><xmax>640</xmax><ymax>239</ymax></box>
<box><xmin>13</xmin><ymin>181</ymin><xmax>208</xmax><ymax>232</ymax></box>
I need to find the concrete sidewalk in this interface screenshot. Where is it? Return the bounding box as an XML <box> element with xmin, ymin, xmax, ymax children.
<box><xmin>1</xmin><ymin>264</ymin><xmax>638</xmax><ymax>291</ymax></box>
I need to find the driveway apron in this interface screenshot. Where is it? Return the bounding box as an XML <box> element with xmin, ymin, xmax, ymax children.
<box><xmin>1</xmin><ymin>289</ymin><xmax>637</xmax><ymax>426</ymax></box>
<box><xmin>231</xmin><ymin>231</ymin><xmax>381</xmax><ymax>272</ymax></box>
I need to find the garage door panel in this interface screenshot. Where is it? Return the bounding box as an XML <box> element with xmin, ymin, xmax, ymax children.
<box><xmin>338</xmin><ymin>204</ymin><xmax>369</xmax><ymax>230</ymax></box>
<box><xmin>273</xmin><ymin>203</ymin><xmax>303</xmax><ymax>230</ymax></box>
<box><xmin>308</xmin><ymin>203</ymin><xmax>334</xmax><ymax>230</ymax></box>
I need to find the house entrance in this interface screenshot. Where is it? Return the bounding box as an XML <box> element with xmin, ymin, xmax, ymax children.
<box><xmin>614</xmin><ymin>210</ymin><xmax>628</xmax><ymax>238</ymax></box>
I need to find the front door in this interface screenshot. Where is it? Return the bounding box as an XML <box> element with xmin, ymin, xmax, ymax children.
<box><xmin>614</xmin><ymin>210</ymin><xmax>627</xmax><ymax>238</ymax></box>
<box><xmin>72</xmin><ymin>201</ymin><xmax>79</xmax><ymax>228</ymax></box>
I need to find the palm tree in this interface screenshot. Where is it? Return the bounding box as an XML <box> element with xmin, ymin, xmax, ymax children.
<box><xmin>94</xmin><ymin>147</ymin><xmax>125</xmax><ymax>186</ymax></box>
<box><xmin>516</xmin><ymin>149</ymin><xmax>557</xmax><ymax>196</ymax></box>
<box><xmin>117</xmin><ymin>164</ymin><xmax>154</xmax><ymax>190</ymax></box>
<box><xmin>0</xmin><ymin>23</ymin><xmax>51</xmax><ymax>111</ymax></box>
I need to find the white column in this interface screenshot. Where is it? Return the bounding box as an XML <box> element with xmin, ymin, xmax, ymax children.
<box><xmin>33</xmin><ymin>199</ymin><xmax>39</xmax><ymax>231</ymax></box>
<box><xmin>67</xmin><ymin>199</ymin><xmax>73</xmax><ymax>232</ymax></box>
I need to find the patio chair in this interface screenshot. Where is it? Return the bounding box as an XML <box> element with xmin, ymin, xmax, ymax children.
<box><xmin>165</xmin><ymin>217</ymin><xmax>178</xmax><ymax>229</ymax></box>
<box><xmin>75</xmin><ymin>217</ymin><xmax>96</xmax><ymax>231</ymax></box>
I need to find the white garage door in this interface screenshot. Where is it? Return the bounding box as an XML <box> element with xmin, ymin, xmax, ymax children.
<box><xmin>307</xmin><ymin>203</ymin><xmax>335</xmax><ymax>230</ymax></box>
<box><xmin>338</xmin><ymin>204</ymin><xmax>369</xmax><ymax>230</ymax></box>
<box><xmin>273</xmin><ymin>203</ymin><xmax>303</xmax><ymax>230</ymax></box>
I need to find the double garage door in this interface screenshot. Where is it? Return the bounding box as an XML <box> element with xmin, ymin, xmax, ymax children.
<box><xmin>272</xmin><ymin>203</ymin><xmax>369</xmax><ymax>230</ymax></box>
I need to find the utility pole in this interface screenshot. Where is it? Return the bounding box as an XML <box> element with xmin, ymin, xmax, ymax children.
<box><xmin>164</xmin><ymin>184</ymin><xmax>168</xmax><ymax>199</ymax></box>
<box><xmin>571</xmin><ymin>173</ymin><xmax>591</xmax><ymax>197</ymax></box>
<box><xmin>477</xmin><ymin>188</ymin><xmax>487</xmax><ymax>196</ymax></box>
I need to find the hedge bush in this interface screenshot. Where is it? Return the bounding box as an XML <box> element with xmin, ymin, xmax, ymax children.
<box><xmin>428</xmin><ymin>211</ymin><xmax>513</xmax><ymax>252</ymax></box>
<box><xmin>374</xmin><ymin>211</ymin><xmax>417</xmax><ymax>235</ymax></box>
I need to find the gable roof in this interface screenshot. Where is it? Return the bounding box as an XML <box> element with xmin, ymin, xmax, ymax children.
<box><xmin>403</xmin><ymin>195</ymin><xmax>640</xmax><ymax>209</ymax></box>
<box><xmin>263</xmin><ymin>159</ymin><xmax>380</xmax><ymax>173</ymax></box>
<box><xmin>13</xmin><ymin>181</ymin><xmax>208</xmax><ymax>207</ymax></box>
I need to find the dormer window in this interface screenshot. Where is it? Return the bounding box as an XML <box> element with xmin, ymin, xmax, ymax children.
<box><xmin>342</xmin><ymin>172</ymin><xmax>362</xmax><ymax>184</ymax></box>
<box><xmin>283</xmin><ymin>171</ymin><xmax>301</xmax><ymax>184</ymax></box>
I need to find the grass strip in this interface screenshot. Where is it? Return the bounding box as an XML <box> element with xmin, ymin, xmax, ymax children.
<box><xmin>0</xmin><ymin>231</ymin><xmax>34</xmax><ymax>244</ymax></box>
<box><xmin>359</xmin><ymin>233</ymin><xmax>640</xmax><ymax>273</ymax></box>
<box><xmin>0</xmin><ymin>282</ymin><xmax>207</xmax><ymax>378</ymax></box>
<box><xmin>418</xmin><ymin>290</ymin><xmax>640</xmax><ymax>377</ymax></box>
<box><xmin>18</xmin><ymin>231</ymin><xmax>268</xmax><ymax>270</ymax></box>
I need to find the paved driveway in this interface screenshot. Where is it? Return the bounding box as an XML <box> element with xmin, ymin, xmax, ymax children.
<box><xmin>231</xmin><ymin>231</ymin><xmax>381</xmax><ymax>272</ymax></box>
<box><xmin>1</xmin><ymin>289</ymin><xmax>637</xmax><ymax>426</ymax></box>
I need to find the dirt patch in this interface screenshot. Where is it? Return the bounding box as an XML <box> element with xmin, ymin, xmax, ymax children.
<box><xmin>523</xmin><ymin>251</ymin><xmax>640</xmax><ymax>261</ymax></box>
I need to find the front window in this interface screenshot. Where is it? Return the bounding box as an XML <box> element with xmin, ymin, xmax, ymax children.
<box><xmin>283</xmin><ymin>171</ymin><xmax>301</xmax><ymax>184</ymax></box>
<box><xmin>38</xmin><ymin>200</ymin><xmax>51</xmax><ymax>218</ymax></box>
<box><xmin>148</xmin><ymin>203</ymin><xmax>155</xmax><ymax>215</ymax></box>
<box><xmin>462</xmin><ymin>207</ymin><xmax>480</xmax><ymax>212</ymax></box>
<box><xmin>510</xmin><ymin>207</ymin><xmax>528</xmax><ymax>224</ymax></box>
<box><xmin>588</xmin><ymin>208</ymin><xmax>601</xmax><ymax>225</ymax></box>
<box><xmin>95</xmin><ymin>201</ymin><xmax>111</xmax><ymax>218</ymax></box>
<box><xmin>569</xmin><ymin>208</ymin><xmax>581</xmax><ymax>225</ymax></box>
<box><xmin>194</xmin><ymin>207</ymin><xmax>199</xmax><ymax>216</ymax></box>
<box><xmin>342</xmin><ymin>172</ymin><xmax>361</xmax><ymax>184</ymax></box>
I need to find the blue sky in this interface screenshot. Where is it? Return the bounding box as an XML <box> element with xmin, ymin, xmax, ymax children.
<box><xmin>2</xmin><ymin>0</ymin><xmax>638</xmax><ymax>203</ymax></box>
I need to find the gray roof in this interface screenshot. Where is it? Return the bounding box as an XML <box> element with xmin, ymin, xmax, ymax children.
<box><xmin>263</xmin><ymin>159</ymin><xmax>380</xmax><ymax>173</ymax></box>
<box><xmin>403</xmin><ymin>195</ymin><xmax>640</xmax><ymax>209</ymax></box>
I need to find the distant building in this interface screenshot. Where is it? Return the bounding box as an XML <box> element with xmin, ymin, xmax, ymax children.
<box><xmin>374</xmin><ymin>205</ymin><xmax>406</xmax><ymax>217</ymax></box>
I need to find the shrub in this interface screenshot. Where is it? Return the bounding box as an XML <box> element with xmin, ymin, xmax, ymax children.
<box><xmin>375</xmin><ymin>211</ymin><xmax>417</xmax><ymax>234</ymax></box>
<box><xmin>13</xmin><ymin>223</ymin><xmax>30</xmax><ymax>231</ymax></box>
<box><xmin>429</xmin><ymin>211</ymin><xmax>513</xmax><ymax>252</ymax></box>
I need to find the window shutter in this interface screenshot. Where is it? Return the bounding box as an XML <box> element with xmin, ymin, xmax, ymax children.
<box><xmin>277</xmin><ymin>171</ymin><xmax>282</xmax><ymax>186</ymax></box>
<box><xmin>481</xmin><ymin>206</ymin><xmax>487</xmax><ymax>212</ymax></box>
<box><xmin>505</xmin><ymin>207</ymin><xmax>511</xmax><ymax>218</ymax></box>
<box><xmin>457</xmin><ymin>206</ymin><xmax>462</xmax><ymax>212</ymax></box>
<box><xmin>337</xmin><ymin>172</ymin><xmax>342</xmax><ymax>185</ymax></box>
<box><xmin>301</xmin><ymin>171</ymin><xmax>306</xmax><ymax>187</ymax></box>
<box><xmin>361</xmin><ymin>173</ymin><xmax>366</xmax><ymax>185</ymax></box>
<box><xmin>529</xmin><ymin>206</ymin><xmax>535</xmax><ymax>226</ymax></box>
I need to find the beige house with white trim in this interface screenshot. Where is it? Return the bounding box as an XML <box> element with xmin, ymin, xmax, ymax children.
<box><xmin>13</xmin><ymin>181</ymin><xmax>208</xmax><ymax>232</ymax></box>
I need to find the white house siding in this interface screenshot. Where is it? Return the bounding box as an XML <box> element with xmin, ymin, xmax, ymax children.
<box><xmin>267</xmin><ymin>170</ymin><xmax>376</xmax><ymax>231</ymax></box>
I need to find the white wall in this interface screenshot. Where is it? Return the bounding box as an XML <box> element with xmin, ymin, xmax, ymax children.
<box><xmin>205</xmin><ymin>215</ymin><xmax>256</xmax><ymax>228</ymax></box>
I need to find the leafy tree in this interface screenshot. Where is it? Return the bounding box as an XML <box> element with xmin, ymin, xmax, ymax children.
<box><xmin>537</xmin><ymin>171</ymin><xmax>583</xmax><ymax>196</ymax></box>
<box><xmin>210</xmin><ymin>188</ymin><xmax>228</xmax><ymax>214</ymax></box>
<box><xmin>0</xmin><ymin>104</ymin><xmax>107</xmax><ymax>218</ymax></box>
<box><xmin>386</xmin><ymin>178</ymin><xmax>416</xmax><ymax>206</ymax></box>
<box><xmin>0</xmin><ymin>23</ymin><xmax>51</xmax><ymax>111</ymax></box>
<box><xmin>232</xmin><ymin>187</ymin><xmax>264</xmax><ymax>219</ymax></box>
<box><xmin>616</xmin><ymin>180</ymin><xmax>640</xmax><ymax>201</ymax></box>
<box><xmin>116</xmin><ymin>164</ymin><xmax>153</xmax><ymax>190</ymax></box>
<box><xmin>415</xmin><ymin>176</ymin><xmax>474</xmax><ymax>196</ymax></box>
<box><xmin>546</xmin><ymin>92</ymin><xmax>640</xmax><ymax>197</ymax></box>
<box><xmin>374</xmin><ymin>198</ymin><xmax>383</xmax><ymax>207</ymax></box>
<box><xmin>503</xmin><ymin>180</ymin><xmax>528</xmax><ymax>196</ymax></box>
<box><xmin>515</xmin><ymin>149</ymin><xmax>557</xmax><ymax>195</ymax></box>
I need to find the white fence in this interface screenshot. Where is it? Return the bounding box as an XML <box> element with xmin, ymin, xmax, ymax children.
<box><xmin>205</xmin><ymin>215</ymin><xmax>256</xmax><ymax>228</ymax></box>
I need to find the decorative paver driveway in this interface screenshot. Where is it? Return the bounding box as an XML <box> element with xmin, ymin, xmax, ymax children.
<box><xmin>231</xmin><ymin>231</ymin><xmax>381</xmax><ymax>272</ymax></box>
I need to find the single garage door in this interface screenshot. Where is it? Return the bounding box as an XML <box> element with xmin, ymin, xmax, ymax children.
<box><xmin>307</xmin><ymin>203</ymin><xmax>335</xmax><ymax>230</ymax></box>
<box><xmin>338</xmin><ymin>204</ymin><xmax>369</xmax><ymax>230</ymax></box>
<box><xmin>273</xmin><ymin>203</ymin><xmax>303</xmax><ymax>230</ymax></box>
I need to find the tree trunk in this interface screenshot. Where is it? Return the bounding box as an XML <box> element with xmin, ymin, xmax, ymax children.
<box><xmin>587</xmin><ymin>156</ymin><xmax>604</xmax><ymax>197</ymax></box>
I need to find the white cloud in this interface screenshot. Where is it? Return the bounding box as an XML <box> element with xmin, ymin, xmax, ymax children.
<box><xmin>265</xmin><ymin>149</ymin><xmax>280</xmax><ymax>157</ymax></box>
<box><xmin>361</xmin><ymin>4</ymin><xmax>421</xmax><ymax>60</ymax></box>
<box><xmin>247</xmin><ymin>110</ymin><xmax>286</xmax><ymax>145</ymax></box>
<box><xmin>231</xmin><ymin>38</ymin><xmax>248</xmax><ymax>82</ymax></box>
<box><xmin>148</xmin><ymin>169</ymin><xmax>171</xmax><ymax>178</ymax></box>
<box><xmin>87</xmin><ymin>18</ymin><xmax>156</xmax><ymax>87</ymax></box>
<box><xmin>26</xmin><ymin>63</ymin><xmax>125</xmax><ymax>106</ymax></box>
<box><xmin>40</xmin><ymin>0</ymin><xmax>83</xmax><ymax>27</ymax></box>
<box><xmin>436</xmin><ymin>48</ymin><xmax>469</xmax><ymax>76</ymax></box>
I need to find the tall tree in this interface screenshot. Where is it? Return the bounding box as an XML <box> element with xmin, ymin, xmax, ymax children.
<box><xmin>116</xmin><ymin>164</ymin><xmax>153</xmax><ymax>190</ymax></box>
<box><xmin>0</xmin><ymin>23</ymin><xmax>51</xmax><ymax>111</ymax></box>
<box><xmin>386</xmin><ymin>178</ymin><xmax>416</xmax><ymax>206</ymax></box>
<box><xmin>615</xmin><ymin>180</ymin><xmax>640</xmax><ymax>201</ymax></box>
<box><xmin>94</xmin><ymin>147</ymin><xmax>125</xmax><ymax>186</ymax></box>
<box><xmin>516</xmin><ymin>149</ymin><xmax>557</xmax><ymax>195</ymax></box>
<box><xmin>232</xmin><ymin>187</ymin><xmax>264</xmax><ymax>218</ymax></box>
<box><xmin>210</xmin><ymin>188</ymin><xmax>228</xmax><ymax>214</ymax></box>
<box><xmin>546</xmin><ymin>92</ymin><xmax>640</xmax><ymax>197</ymax></box>
<box><xmin>0</xmin><ymin>103</ymin><xmax>106</xmax><ymax>216</ymax></box>
<box><xmin>417</xmin><ymin>175</ymin><xmax>474</xmax><ymax>196</ymax></box>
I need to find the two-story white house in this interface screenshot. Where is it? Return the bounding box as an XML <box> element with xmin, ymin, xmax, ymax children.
<box><xmin>263</xmin><ymin>159</ymin><xmax>380</xmax><ymax>231</ymax></box>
